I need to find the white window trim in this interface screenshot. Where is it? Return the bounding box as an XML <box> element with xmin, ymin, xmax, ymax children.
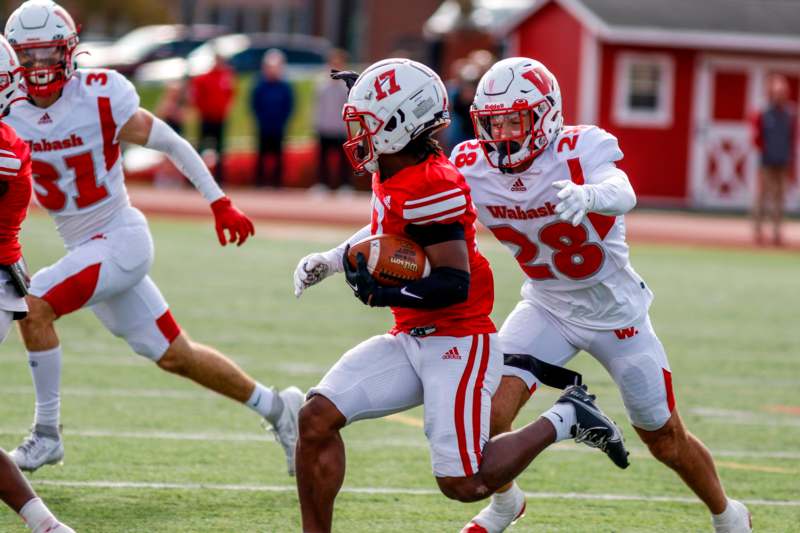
<box><xmin>613</xmin><ymin>52</ymin><xmax>675</xmax><ymax>128</ymax></box>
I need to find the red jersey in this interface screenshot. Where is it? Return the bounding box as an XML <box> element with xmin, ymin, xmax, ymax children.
<box><xmin>370</xmin><ymin>153</ymin><xmax>495</xmax><ymax>337</ymax></box>
<box><xmin>190</xmin><ymin>65</ymin><xmax>236</xmax><ymax>122</ymax></box>
<box><xmin>0</xmin><ymin>122</ymin><xmax>32</xmax><ymax>264</ymax></box>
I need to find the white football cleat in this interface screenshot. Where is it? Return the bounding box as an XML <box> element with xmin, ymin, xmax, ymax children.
<box><xmin>712</xmin><ymin>499</ymin><xmax>752</xmax><ymax>533</ymax></box>
<box><xmin>10</xmin><ymin>425</ymin><xmax>64</xmax><ymax>472</ymax></box>
<box><xmin>264</xmin><ymin>386</ymin><xmax>304</xmax><ymax>476</ymax></box>
<box><xmin>461</xmin><ymin>482</ymin><xmax>526</xmax><ymax>533</ymax></box>
<box><xmin>31</xmin><ymin>518</ymin><xmax>75</xmax><ymax>533</ymax></box>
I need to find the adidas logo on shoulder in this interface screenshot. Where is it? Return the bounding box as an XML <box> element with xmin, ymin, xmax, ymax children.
<box><xmin>510</xmin><ymin>178</ymin><xmax>527</xmax><ymax>192</ymax></box>
<box><xmin>442</xmin><ymin>347</ymin><xmax>461</xmax><ymax>360</ymax></box>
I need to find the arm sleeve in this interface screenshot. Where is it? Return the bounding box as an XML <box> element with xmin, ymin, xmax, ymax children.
<box><xmin>332</xmin><ymin>224</ymin><xmax>371</xmax><ymax>257</ymax></box>
<box><xmin>374</xmin><ymin>267</ymin><xmax>470</xmax><ymax>309</ymax></box>
<box><xmin>586</xmin><ymin>163</ymin><xmax>637</xmax><ymax>216</ymax></box>
<box><xmin>144</xmin><ymin>116</ymin><xmax>224</xmax><ymax>203</ymax></box>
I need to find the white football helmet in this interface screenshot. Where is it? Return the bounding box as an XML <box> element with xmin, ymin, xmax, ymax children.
<box><xmin>0</xmin><ymin>35</ymin><xmax>24</xmax><ymax>116</ymax></box>
<box><xmin>471</xmin><ymin>57</ymin><xmax>563</xmax><ymax>169</ymax></box>
<box><xmin>342</xmin><ymin>58</ymin><xmax>450</xmax><ymax>173</ymax></box>
<box><xmin>5</xmin><ymin>0</ymin><xmax>79</xmax><ymax>97</ymax></box>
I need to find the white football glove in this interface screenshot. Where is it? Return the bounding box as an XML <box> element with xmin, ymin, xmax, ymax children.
<box><xmin>553</xmin><ymin>180</ymin><xmax>597</xmax><ymax>226</ymax></box>
<box><xmin>293</xmin><ymin>249</ymin><xmax>344</xmax><ymax>298</ymax></box>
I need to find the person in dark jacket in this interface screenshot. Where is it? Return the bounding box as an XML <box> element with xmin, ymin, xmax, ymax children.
<box><xmin>251</xmin><ymin>49</ymin><xmax>294</xmax><ymax>188</ymax></box>
<box><xmin>752</xmin><ymin>74</ymin><xmax>797</xmax><ymax>246</ymax></box>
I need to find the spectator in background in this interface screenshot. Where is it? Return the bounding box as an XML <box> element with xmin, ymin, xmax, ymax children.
<box><xmin>446</xmin><ymin>61</ymin><xmax>481</xmax><ymax>150</ymax></box>
<box><xmin>251</xmin><ymin>49</ymin><xmax>294</xmax><ymax>188</ymax></box>
<box><xmin>190</xmin><ymin>53</ymin><xmax>236</xmax><ymax>185</ymax></box>
<box><xmin>156</xmin><ymin>79</ymin><xmax>188</xmax><ymax>136</ymax></box>
<box><xmin>312</xmin><ymin>48</ymin><xmax>351</xmax><ymax>192</ymax></box>
<box><xmin>153</xmin><ymin>79</ymin><xmax>190</xmax><ymax>189</ymax></box>
<box><xmin>752</xmin><ymin>74</ymin><xmax>796</xmax><ymax>246</ymax></box>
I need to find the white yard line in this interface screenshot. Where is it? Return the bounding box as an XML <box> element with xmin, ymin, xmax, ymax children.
<box><xmin>1</xmin><ymin>427</ymin><xmax>798</xmax><ymax>461</ymax></box>
<box><xmin>29</xmin><ymin>479</ymin><xmax>800</xmax><ymax>507</ymax></box>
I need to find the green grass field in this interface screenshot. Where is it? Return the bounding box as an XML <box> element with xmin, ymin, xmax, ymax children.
<box><xmin>1</xmin><ymin>213</ymin><xmax>798</xmax><ymax>532</ymax></box>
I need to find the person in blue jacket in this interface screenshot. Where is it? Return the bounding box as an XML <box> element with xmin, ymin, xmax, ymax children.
<box><xmin>251</xmin><ymin>49</ymin><xmax>294</xmax><ymax>187</ymax></box>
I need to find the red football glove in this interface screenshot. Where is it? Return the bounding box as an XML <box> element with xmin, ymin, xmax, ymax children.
<box><xmin>210</xmin><ymin>197</ymin><xmax>255</xmax><ymax>246</ymax></box>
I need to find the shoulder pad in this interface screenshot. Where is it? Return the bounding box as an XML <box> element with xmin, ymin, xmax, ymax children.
<box><xmin>551</xmin><ymin>125</ymin><xmax>623</xmax><ymax>170</ymax></box>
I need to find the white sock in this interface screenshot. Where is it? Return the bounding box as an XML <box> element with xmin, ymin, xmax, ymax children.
<box><xmin>712</xmin><ymin>498</ymin><xmax>739</xmax><ymax>523</ymax></box>
<box><xmin>541</xmin><ymin>401</ymin><xmax>576</xmax><ymax>442</ymax></box>
<box><xmin>19</xmin><ymin>498</ymin><xmax>58</xmax><ymax>533</ymax></box>
<box><xmin>492</xmin><ymin>482</ymin><xmax>522</xmax><ymax>511</ymax></box>
<box><xmin>28</xmin><ymin>346</ymin><xmax>62</xmax><ymax>429</ymax></box>
<box><xmin>245</xmin><ymin>382</ymin><xmax>277</xmax><ymax>420</ymax></box>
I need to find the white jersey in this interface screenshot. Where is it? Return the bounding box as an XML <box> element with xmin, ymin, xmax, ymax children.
<box><xmin>452</xmin><ymin>125</ymin><xmax>653</xmax><ymax>329</ymax></box>
<box><xmin>5</xmin><ymin>69</ymin><xmax>142</xmax><ymax>249</ymax></box>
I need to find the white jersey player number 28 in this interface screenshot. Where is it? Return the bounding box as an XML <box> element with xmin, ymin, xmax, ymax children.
<box><xmin>453</xmin><ymin>136</ymin><xmax>605</xmax><ymax>282</ymax></box>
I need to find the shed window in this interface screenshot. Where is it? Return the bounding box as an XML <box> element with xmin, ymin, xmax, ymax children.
<box><xmin>614</xmin><ymin>53</ymin><xmax>674</xmax><ymax>128</ymax></box>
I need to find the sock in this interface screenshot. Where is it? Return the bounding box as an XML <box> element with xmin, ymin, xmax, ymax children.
<box><xmin>712</xmin><ymin>498</ymin><xmax>736</xmax><ymax>523</ymax></box>
<box><xmin>541</xmin><ymin>401</ymin><xmax>577</xmax><ymax>442</ymax></box>
<box><xmin>245</xmin><ymin>383</ymin><xmax>278</xmax><ymax>421</ymax></box>
<box><xmin>28</xmin><ymin>346</ymin><xmax>62</xmax><ymax>429</ymax></box>
<box><xmin>492</xmin><ymin>482</ymin><xmax>522</xmax><ymax>511</ymax></box>
<box><xmin>19</xmin><ymin>498</ymin><xmax>58</xmax><ymax>533</ymax></box>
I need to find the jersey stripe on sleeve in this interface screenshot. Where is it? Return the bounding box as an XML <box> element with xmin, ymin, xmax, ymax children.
<box><xmin>403</xmin><ymin>188</ymin><xmax>467</xmax><ymax>225</ymax></box>
<box><xmin>0</xmin><ymin>149</ymin><xmax>21</xmax><ymax>177</ymax></box>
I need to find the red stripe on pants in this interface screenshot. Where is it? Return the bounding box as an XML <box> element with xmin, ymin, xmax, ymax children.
<box><xmin>455</xmin><ymin>335</ymin><xmax>479</xmax><ymax>477</ymax></box>
<box><xmin>42</xmin><ymin>262</ymin><xmax>102</xmax><ymax>317</ymax></box>
<box><xmin>156</xmin><ymin>310</ymin><xmax>181</xmax><ymax>344</ymax></box>
<box><xmin>471</xmin><ymin>333</ymin><xmax>490</xmax><ymax>467</ymax></box>
<box><xmin>662</xmin><ymin>368</ymin><xmax>676</xmax><ymax>413</ymax></box>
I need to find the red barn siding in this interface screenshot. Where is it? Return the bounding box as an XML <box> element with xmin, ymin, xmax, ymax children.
<box><xmin>599</xmin><ymin>44</ymin><xmax>696</xmax><ymax>200</ymax></box>
<box><xmin>514</xmin><ymin>2</ymin><xmax>584</xmax><ymax>123</ymax></box>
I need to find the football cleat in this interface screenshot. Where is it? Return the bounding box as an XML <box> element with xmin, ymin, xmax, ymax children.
<box><xmin>558</xmin><ymin>385</ymin><xmax>630</xmax><ymax>469</ymax></box>
<box><xmin>712</xmin><ymin>499</ymin><xmax>752</xmax><ymax>533</ymax></box>
<box><xmin>31</xmin><ymin>518</ymin><xmax>75</xmax><ymax>533</ymax></box>
<box><xmin>10</xmin><ymin>425</ymin><xmax>64</xmax><ymax>472</ymax></box>
<box><xmin>461</xmin><ymin>482</ymin><xmax>526</xmax><ymax>533</ymax></box>
<box><xmin>264</xmin><ymin>386</ymin><xmax>304</xmax><ymax>476</ymax></box>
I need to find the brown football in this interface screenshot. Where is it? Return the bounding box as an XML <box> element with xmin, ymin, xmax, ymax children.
<box><xmin>347</xmin><ymin>234</ymin><xmax>430</xmax><ymax>287</ymax></box>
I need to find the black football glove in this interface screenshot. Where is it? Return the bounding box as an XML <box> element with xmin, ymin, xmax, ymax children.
<box><xmin>343</xmin><ymin>244</ymin><xmax>385</xmax><ymax>307</ymax></box>
<box><xmin>331</xmin><ymin>69</ymin><xmax>361</xmax><ymax>93</ymax></box>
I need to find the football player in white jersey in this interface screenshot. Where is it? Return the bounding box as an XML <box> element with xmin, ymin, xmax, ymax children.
<box><xmin>451</xmin><ymin>57</ymin><xmax>751</xmax><ymax>533</ymax></box>
<box><xmin>2</xmin><ymin>0</ymin><xmax>304</xmax><ymax>476</ymax></box>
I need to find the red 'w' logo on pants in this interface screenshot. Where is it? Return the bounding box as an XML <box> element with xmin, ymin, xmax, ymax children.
<box><xmin>614</xmin><ymin>327</ymin><xmax>637</xmax><ymax>340</ymax></box>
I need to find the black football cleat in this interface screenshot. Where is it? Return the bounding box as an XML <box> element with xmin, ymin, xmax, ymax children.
<box><xmin>557</xmin><ymin>384</ymin><xmax>630</xmax><ymax>469</ymax></box>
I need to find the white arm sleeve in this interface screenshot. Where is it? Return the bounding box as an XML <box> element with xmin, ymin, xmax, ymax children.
<box><xmin>145</xmin><ymin>116</ymin><xmax>225</xmax><ymax>203</ymax></box>
<box><xmin>587</xmin><ymin>163</ymin><xmax>637</xmax><ymax>216</ymax></box>
<box><xmin>331</xmin><ymin>224</ymin><xmax>371</xmax><ymax>259</ymax></box>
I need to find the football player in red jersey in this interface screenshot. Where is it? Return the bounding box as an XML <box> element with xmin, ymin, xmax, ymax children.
<box><xmin>3</xmin><ymin>0</ymin><xmax>303</xmax><ymax>476</ymax></box>
<box><xmin>0</xmin><ymin>34</ymin><xmax>74</xmax><ymax>533</ymax></box>
<box><xmin>292</xmin><ymin>59</ymin><xmax>629</xmax><ymax>532</ymax></box>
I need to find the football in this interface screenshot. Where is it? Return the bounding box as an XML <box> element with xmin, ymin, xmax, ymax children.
<box><xmin>347</xmin><ymin>234</ymin><xmax>430</xmax><ymax>286</ymax></box>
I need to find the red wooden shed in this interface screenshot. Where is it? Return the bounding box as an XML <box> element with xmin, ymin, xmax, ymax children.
<box><xmin>495</xmin><ymin>0</ymin><xmax>800</xmax><ymax>211</ymax></box>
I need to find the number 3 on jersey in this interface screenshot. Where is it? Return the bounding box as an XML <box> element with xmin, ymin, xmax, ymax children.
<box><xmin>32</xmin><ymin>97</ymin><xmax>119</xmax><ymax>211</ymax></box>
<box><xmin>489</xmin><ymin>222</ymin><xmax>604</xmax><ymax>280</ymax></box>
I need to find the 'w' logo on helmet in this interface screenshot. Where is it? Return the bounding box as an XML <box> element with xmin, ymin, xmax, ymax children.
<box><xmin>521</xmin><ymin>67</ymin><xmax>551</xmax><ymax>94</ymax></box>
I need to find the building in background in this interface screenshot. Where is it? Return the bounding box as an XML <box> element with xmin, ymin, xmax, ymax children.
<box><xmin>428</xmin><ymin>0</ymin><xmax>800</xmax><ymax>212</ymax></box>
